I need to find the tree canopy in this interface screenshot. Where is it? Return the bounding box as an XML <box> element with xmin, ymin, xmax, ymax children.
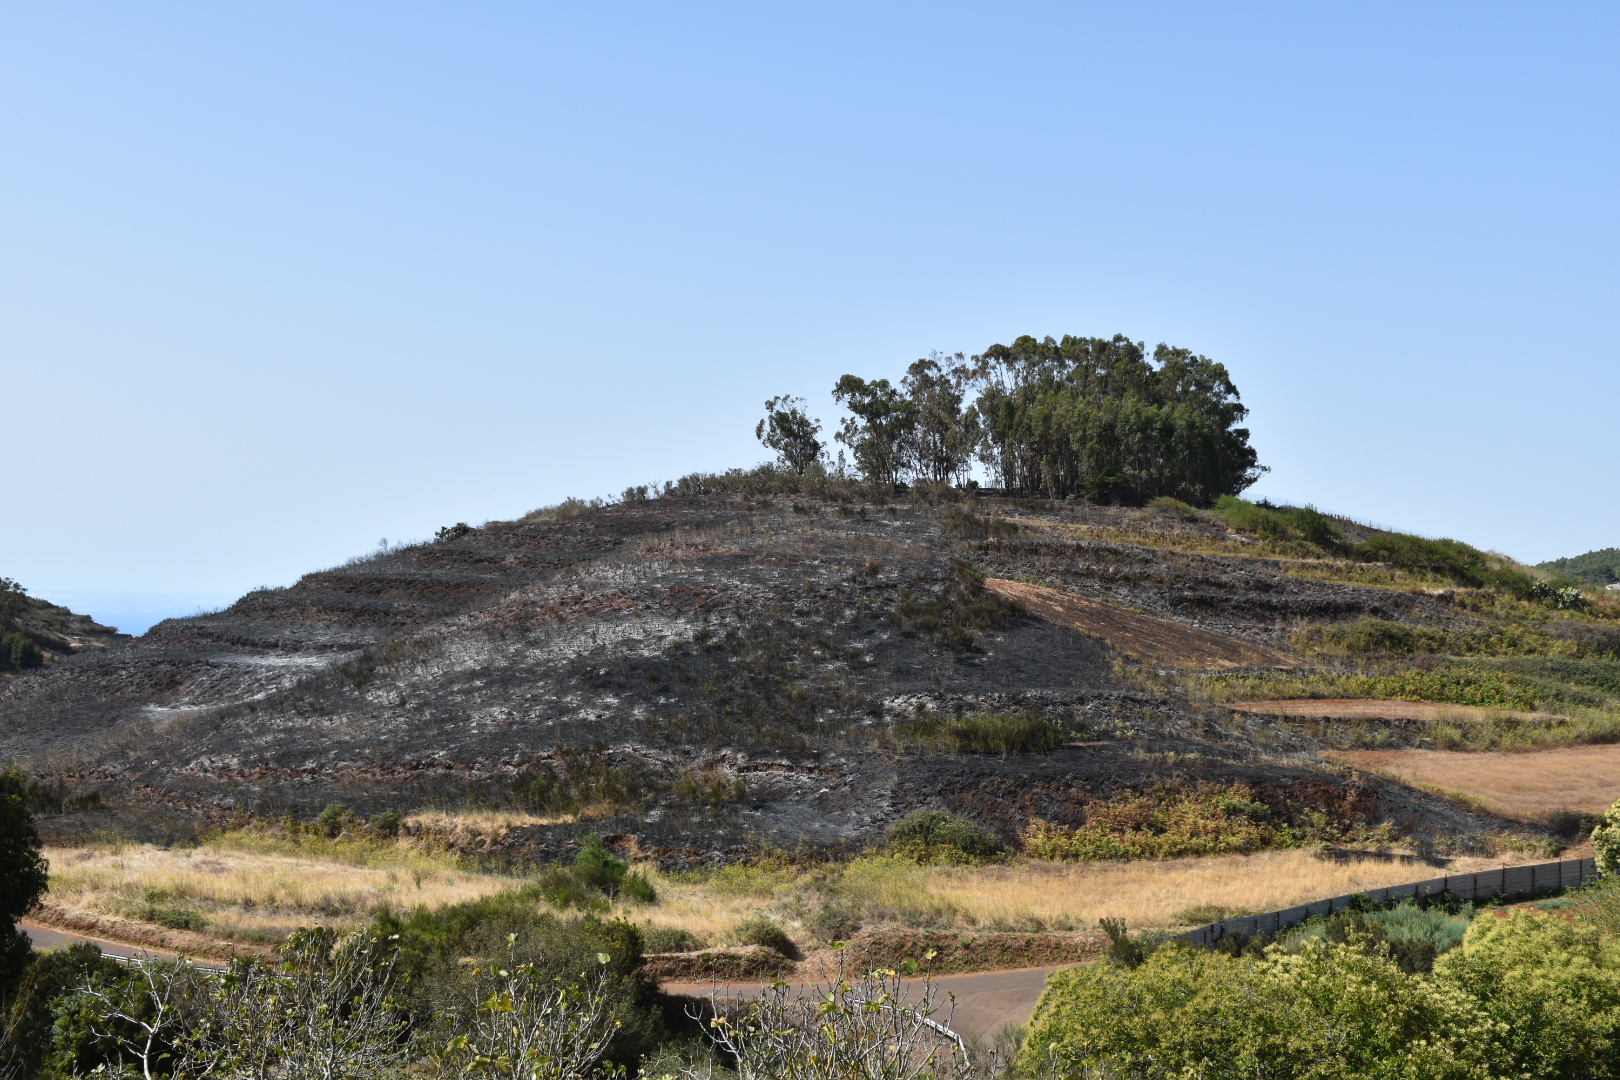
<box><xmin>830</xmin><ymin>334</ymin><xmax>1265</xmax><ymax>505</ymax></box>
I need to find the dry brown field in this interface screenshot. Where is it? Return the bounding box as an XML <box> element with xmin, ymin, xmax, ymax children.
<box><xmin>1324</xmin><ymin>743</ymin><xmax>1620</xmax><ymax>819</ymax></box>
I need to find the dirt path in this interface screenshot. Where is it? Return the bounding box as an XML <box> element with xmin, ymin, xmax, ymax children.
<box><xmin>661</xmin><ymin>965</ymin><xmax>1063</xmax><ymax>1040</ymax></box>
<box><xmin>986</xmin><ymin>579</ymin><xmax>1296</xmax><ymax>669</ymax></box>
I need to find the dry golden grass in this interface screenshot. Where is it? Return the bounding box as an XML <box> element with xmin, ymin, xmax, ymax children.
<box><xmin>45</xmin><ymin>839</ymin><xmax>517</xmax><ymax>943</ymax></box>
<box><xmin>612</xmin><ymin>849</ymin><xmax>1527</xmax><ymax>942</ymax></box>
<box><xmin>1325</xmin><ymin>744</ymin><xmax>1620</xmax><ymax>820</ymax></box>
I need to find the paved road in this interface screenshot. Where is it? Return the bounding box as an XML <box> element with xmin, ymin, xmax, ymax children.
<box><xmin>20</xmin><ymin>921</ymin><xmax>173</xmax><ymax>961</ymax></box>
<box><xmin>662</xmin><ymin>965</ymin><xmax>1062</xmax><ymax>1040</ymax></box>
<box><xmin>25</xmin><ymin>922</ymin><xmax>1060</xmax><ymax>1036</ymax></box>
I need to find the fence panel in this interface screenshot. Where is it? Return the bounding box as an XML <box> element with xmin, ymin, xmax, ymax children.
<box><xmin>1177</xmin><ymin>857</ymin><xmax>1597</xmax><ymax>949</ymax></box>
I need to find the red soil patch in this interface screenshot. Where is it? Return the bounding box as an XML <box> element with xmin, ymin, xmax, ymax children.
<box><xmin>986</xmin><ymin>579</ymin><xmax>1295</xmax><ymax>669</ymax></box>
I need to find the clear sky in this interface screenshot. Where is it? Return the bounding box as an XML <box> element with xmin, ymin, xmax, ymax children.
<box><xmin>4</xmin><ymin>3</ymin><xmax>1617</xmax><ymax>635</ymax></box>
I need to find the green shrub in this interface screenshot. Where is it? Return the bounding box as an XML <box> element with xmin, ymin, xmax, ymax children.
<box><xmin>642</xmin><ymin>926</ymin><xmax>706</xmax><ymax>953</ymax></box>
<box><xmin>1147</xmin><ymin>495</ymin><xmax>1202</xmax><ymax>521</ymax></box>
<box><xmin>0</xmin><ymin>631</ymin><xmax>41</xmax><ymax>671</ymax></box>
<box><xmin>375</xmin><ymin>892</ymin><xmax>664</xmax><ymax>1072</ymax></box>
<box><xmin>1211</xmin><ymin>497</ymin><xmax>1346</xmax><ymax>551</ymax></box>
<box><xmin>1595</xmin><ymin>799</ymin><xmax>1620</xmax><ymax>875</ymax></box>
<box><xmin>1433</xmin><ymin>909</ymin><xmax>1620</xmax><ymax>1079</ymax></box>
<box><xmin>1022</xmin><ymin>940</ymin><xmax>1492</xmax><ymax>1079</ymax></box>
<box><xmin>891</xmin><ymin>709</ymin><xmax>1065</xmax><ymax>753</ymax></box>
<box><xmin>886</xmin><ymin>809</ymin><xmax>1002</xmax><ymax>865</ymax></box>
<box><xmin>726</xmin><ymin>916</ymin><xmax>797</xmax><ymax>956</ymax></box>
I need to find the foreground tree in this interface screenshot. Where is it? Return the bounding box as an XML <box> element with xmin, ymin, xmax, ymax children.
<box><xmin>0</xmin><ymin>766</ymin><xmax>46</xmax><ymax>997</ymax></box>
<box><xmin>688</xmin><ymin>958</ymin><xmax>976</xmax><ymax>1080</ymax></box>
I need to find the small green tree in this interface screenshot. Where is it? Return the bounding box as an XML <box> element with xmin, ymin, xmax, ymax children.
<box><xmin>754</xmin><ymin>395</ymin><xmax>824</xmax><ymax>476</ymax></box>
<box><xmin>0</xmin><ymin>766</ymin><xmax>47</xmax><ymax>996</ymax></box>
<box><xmin>1595</xmin><ymin>799</ymin><xmax>1620</xmax><ymax>875</ymax></box>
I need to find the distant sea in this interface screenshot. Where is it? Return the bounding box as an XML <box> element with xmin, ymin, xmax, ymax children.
<box><xmin>33</xmin><ymin>592</ymin><xmax>237</xmax><ymax>638</ymax></box>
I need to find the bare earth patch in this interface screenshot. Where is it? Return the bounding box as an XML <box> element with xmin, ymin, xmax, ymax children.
<box><xmin>986</xmin><ymin>579</ymin><xmax>1296</xmax><ymax>669</ymax></box>
<box><xmin>1233</xmin><ymin>699</ymin><xmax>1548</xmax><ymax>722</ymax></box>
<box><xmin>1322</xmin><ymin>744</ymin><xmax>1620</xmax><ymax>820</ymax></box>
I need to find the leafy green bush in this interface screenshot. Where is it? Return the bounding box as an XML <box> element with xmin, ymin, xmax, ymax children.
<box><xmin>1595</xmin><ymin>798</ymin><xmax>1620</xmax><ymax>875</ymax></box>
<box><xmin>726</xmin><ymin>915</ymin><xmax>797</xmax><ymax>957</ymax></box>
<box><xmin>1212</xmin><ymin>497</ymin><xmax>1346</xmax><ymax>550</ymax></box>
<box><xmin>1146</xmin><ymin>495</ymin><xmax>1202</xmax><ymax>521</ymax></box>
<box><xmin>1433</xmin><ymin>909</ymin><xmax>1620</xmax><ymax>1079</ymax></box>
<box><xmin>886</xmin><ymin>809</ymin><xmax>1003</xmax><ymax>865</ymax></box>
<box><xmin>642</xmin><ymin>926</ymin><xmax>707</xmax><ymax>953</ymax></box>
<box><xmin>1023</xmin><ymin>940</ymin><xmax>1493</xmax><ymax>1079</ymax></box>
<box><xmin>895</xmin><ymin>710</ymin><xmax>1064</xmax><ymax>754</ymax></box>
<box><xmin>537</xmin><ymin>835</ymin><xmax>656</xmax><ymax>909</ymax></box>
<box><xmin>375</xmin><ymin>889</ymin><xmax>665</xmax><ymax>1071</ymax></box>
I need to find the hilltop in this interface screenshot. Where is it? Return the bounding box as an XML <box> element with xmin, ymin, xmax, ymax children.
<box><xmin>0</xmin><ymin>579</ymin><xmax>127</xmax><ymax>674</ymax></box>
<box><xmin>1539</xmin><ymin>547</ymin><xmax>1620</xmax><ymax>589</ymax></box>
<box><xmin>5</xmin><ymin>472</ymin><xmax>1613</xmax><ymax>863</ymax></box>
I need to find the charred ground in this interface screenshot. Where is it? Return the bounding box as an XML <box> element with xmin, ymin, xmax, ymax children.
<box><xmin>0</xmin><ymin>491</ymin><xmax>1583</xmax><ymax>860</ymax></box>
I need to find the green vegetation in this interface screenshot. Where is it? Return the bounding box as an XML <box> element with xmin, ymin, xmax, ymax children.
<box><xmin>1595</xmin><ymin>798</ymin><xmax>1620</xmax><ymax>875</ymax></box>
<box><xmin>754</xmin><ymin>394</ymin><xmax>825</xmax><ymax>476</ymax></box>
<box><xmin>0</xmin><ymin>580</ymin><xmax>42</xmax><ymax>673</ymax></box>
<box><xmin>1541</xmin><ymin>547</ymin><xmax>1620</xmax><ymax>588</ymax></box>
<box><xmin>1025</xmin><ymin>894</ymin><xmax>1620</xmax><ymax>1080</ymax></box>
<box><xmin>890</xmin><ymin>710</ymin><xmax>1066</xmax><ymax>755</ymax></box>
<box><xmin>0</xmin><ymin>765</ymin><xmax>47</xmax><ymax>996</ymax></box>
<box><xmin>885</xmin><ymin>810</ymin><xmax>1003</xmax><ymax>865</ymax></box>
<box><xmin>537</xmin><ymin>835</ymin><xmax>657</xmax><ymax>910</ymax></box>
<box><xmin>1022</xmin><ymin>782</ymin><xmax>1395</xmax><ymax>861</ymax></box>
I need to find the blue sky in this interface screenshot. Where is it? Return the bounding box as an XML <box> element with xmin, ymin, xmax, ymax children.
<box><xmin>4</xmin><ymin>3</ymin><xmax>1617</xmax><ymax>635</ymax></box>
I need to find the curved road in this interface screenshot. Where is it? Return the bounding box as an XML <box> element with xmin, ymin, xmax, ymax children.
<box><xmin>26</xmin><ymin>921</ymin><xmax>1059</xmax><ymax>1039</ymax></box>
<box><xmin>661</xmin><ymin>966</ymin><xmax>1060</xmax><ymax>1039</ymax></box>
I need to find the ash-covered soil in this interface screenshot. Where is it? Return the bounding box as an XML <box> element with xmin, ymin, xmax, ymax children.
<box><xmin>1</xmin><ymin>496</ymin><xmax>1543</xmax><ymax>855</ymax></box>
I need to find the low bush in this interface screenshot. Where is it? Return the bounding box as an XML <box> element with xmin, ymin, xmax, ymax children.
<box><xmin>376</xmin><ymin>890</ymin><xmax>665</xmax><ymax>1071</ymax></box>
<box><xmin>1147</xmin><ymin>495</ymin><xmax>1203</xmax><ymax>521</ymax></box>
<box><xmin>537</xmin><ymin>835</ymin><xmax>656</xmax><ymax>910</ymax></box>
<box><xmin>641</xmin><ymin>926</ymin><xmax>707</xmax><ymax>953</ymax></box>
<box><xmin>892</xmin><ymin>710</ymin><xmax>1066</xmax><ymax>754</ymax></box>
<box><xmin>1212</xmin><ymin>497</ymin><xmax>1346</xmax><ymax>550</ymax></box>
<box><xmin>1023</xmin><ymin>939</ymin><xmax>1495</xmax><ymax>1079</ymax></box>
<box><xmin>1021</xmin><ymin>782</ymin><xmax>1394</xmax><ymax>861</ymax></box>
<box><xmin>509</xmin><ymin>746</ymin><xmax>643</xmax><ymax>817</ymax></box>
<box><xmin>725</xmin><ymin>915</ymin><xmax>797</xmax><ymax>956</ymax></box>
<box><xmin>886</xmin><ymin>809</ymin><xmax>1003</xmax><ymax>865</ymax></box>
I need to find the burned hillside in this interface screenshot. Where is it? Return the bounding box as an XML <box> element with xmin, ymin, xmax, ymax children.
<box><xmin>0</xmin><ymin>490</ymin><xmax>1590</xmax><ymax>857</ymax></box>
